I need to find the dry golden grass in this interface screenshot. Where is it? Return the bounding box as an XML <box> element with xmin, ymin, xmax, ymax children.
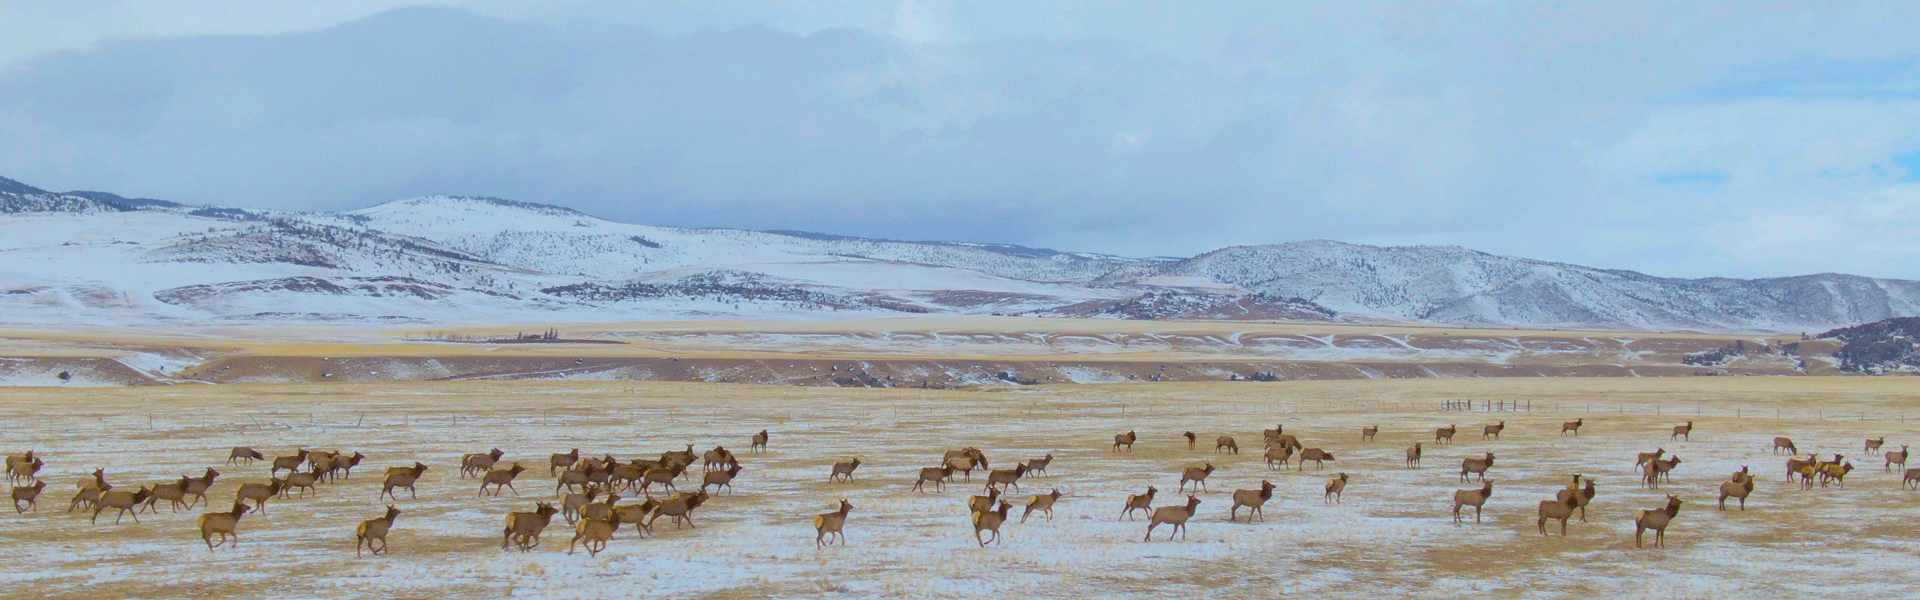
<box><xmin>0</xmin><ymin>376</ymin><xmax>1916</xmax><ymax>598</ymax></box>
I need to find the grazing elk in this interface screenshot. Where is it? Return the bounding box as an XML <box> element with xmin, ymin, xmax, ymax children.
<box><xmin>502</xmin><ymin>502</ymin><xmax>560</xmax><ymax>552</ymax></box>
<box><xmin>1561</xmin><ymin>418</ymin><xmax>1583</xmax><ymax>436</ymax></box>
<box><xmin>1453</xmin><ymin>480</ymin><xmax>1493</xmax><ymax>523</ymax></box>
<box><xmin>1179</xmin><ymin>463</ymin><xmax>1216</xmax><ymax>493</ymax></box>
<box><xmin>813</xmin><ymin>500</ymin><xmax>853</xmax><ymax>548</ymax></box>
<box><xmin>1633</xmin><ymin>495</ymin><xmax>1684</xmax><ymax>549</ymax></box>
<box><xmin>1144</xmin><ymin>495</ymin><xmax>1202</xmax><ymax>542</ymax></box>
<box><xmin>355</xmin><ymin>505</ymin><xmax>402</xmax><ymax>557</ymax></box>
<box><xmin>1119</xmin><ymin>486</ymin><xmax>1157</xmax><ymax>521</ymax></box>
<box><xmin>1230</xmin><ymin>480</ymin><xmax>1276</xmax><ymax>522</ymax></box>
<box><xmin>198</xmin><ymin>501</ymin><xmax>250</xmax><ymax>552</ymax></box>
<box><xmin>1771</xmin><ymin>437</ymin><xmax>1797</xmax><ymax>455</ymax></box>
<box><xmin>1113</xmin><ymin>431</ymin><xmax>1138</xmax><ymax>453</ymax></box>
<box><xmin>1324</xmin><ymin>473</ymin><xmax>1349</xmax><ymax>504</ymax></box>
<box><xmin>1460</xmin><ymin>453</ymin><xmax>1495</xmax><ymax>483</ymax></box>
<box><xmin>1022</xmin><ymin>490</ymin><xmax>1063</xmax><ymax>523</ymax></box>
<box><xmin>702</xmin><ymin>446</ymin><xmax>736</xmax><ymax>472</ymax></box>
<box><xmin>828</xmin><ymin>458</ymin><xmax>862</xmax><ymax>483</ymax></box>
<box><xmin>1671</xmin><ymin>421</ymin><xmax>1693</xmax><ymax>441</ymax></box>
<box><xmin>1300</xmin><ymin>448</ymin><xmax>1336</xmax><ymax>470</ymax></box>
<box><xmin>1435</xmin><ymin>424</ymin><xmax>1457</xmax><ymax>445</ymax></box>
<box><xmin>1482</xmin><ymin>420</ymin><xmax>1505</xmax><ymax>440</ymax></box>
<box><xmin>1215</xmin><ymin>436</ymin><xmax>1239</xmax><ymax>455</ymax></box>
<box><xmin>1718</xmin><ymin>467</ymin><xmax>1754</xmax><ymax>511</ymax></box>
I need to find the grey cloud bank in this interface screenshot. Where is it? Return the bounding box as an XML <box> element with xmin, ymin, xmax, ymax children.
<box><xmin>4</xmin><ymin>1</ymin><xmax>1920</xmax><ymax>279</ymax></box>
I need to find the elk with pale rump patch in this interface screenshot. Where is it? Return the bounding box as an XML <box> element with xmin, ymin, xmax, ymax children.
<box><xmin>985</xmin><ymin>463</ymin><xmax>1030</xmax><ymax>493</ymax></box>
<box><xmin>1818</xmin><ymin>461</ymin><xmax>1854</xmax><ymax>487</ymax></box>
<box><xmin>198</xmin><ymin>501</ymin><xmax>250</xmax><ymax>552</ymax></box>
<box><xmin>1718</xmin><ymin>466</ymin><xmax>1754</xmax><ymax>511</ymax></box>
<box><xmin>1538</xmin><ymin>492</ymin><xmax>1578</xmax><ymax>536</ymax></box>
<box><xmin>1179</xmin><ymin>463</ymin><xmax>1217</xmax><ymax>492</ymax></box>
<box><xmin>1886</xmin><ymin>445</ymin><xmax>1908</xmax><ymax>473</ymax></box>
<box><xmin>1671</xmin><ymin>421</ymin><xmax>1693</xmax><ymax>441</ymax></box>
<box><xmin>702</xmin><ymin>446</ymin><xmax>736</xmax><ymax>472</ymax></box>
<box><xmin>1027</xmin><ymin>453</ymin><xmax>1053</xmax><ymax>477</ymax></box>
<box><xmin>462</xmin><ymin>448</ymin><xmax>505</xmax><ymax>479</ymax></box>
<box><xmin>356</xmin><ymin>505</ymin><xmax>402</xmax><ymax>557</ymax></box>
<box><xmin>1144</xmin><ymin>495</ymin><xmax>1201</xmax><ymax>541</ymax></box>
<box><xmin>702</xmin><ymin>463</ymin><xmax>742</xmax><ymax>495</ymax></box>
<box><xmin>478</xmin><ymin>464</ymin><xmax>528</xmax><ymax>497</ymax></box>
<box><xmin>1904</xmin><ymin>468</ymin><xmax>1920</xmax><ymax>490</ymax></box>
<box><xmin>813</xmin><ymin>500</ymin><xmax>853</xmax><ymax>548</ymax></box>
<box><xmin>11</xmin><ymin>480</ymin><xmax>46</xmax><ymax>513</ymax></box>
<box><xmin>502</xmin><ymin>502</ymin><xmax>560</xmax><ymax>552</ymax></box>
<box><xmin>1300</xmin><ymin>448</ymin><xmax>1336</xmax><ymax>470</ymax></box>
<box><xmin>1230</xmin><ymin>480</ymin><xmax>1275</xmax><ymax>522</ymax></box>
<box><xmin>226</xmin><ymin>447</ymin><xmax>263</xmax><ymax>466</ymax></box>
<box><xmin>568</xmin><ymin>517</ymin><xmax>616</xmax><ymax>556</ymax></box>
<box><xmin>914</xmin><ymin>465</ymin><xmax>953</xmax><ymax>492</ymax></box>
<box><xmin>1215</xmin><ymin>436</ymin><xmax>1238</xmax><ymax>454</ymax></box>
<box><xmin>1784</xmin><ymin>453</ymin><xmax>1817</xmax><ymax>482</ymax></box>
<box><xmin>271</xmin><ymin>449</ymin><xmax>310</xmax><ymax>478</ymax></box>
<box><xmin>943</xmin><ymin>447</ymin><xmax>988</xmax><ymax>481</ymax></box>
<box><xmin>1482</xmin><ymin>420</ymin><xmax>1506</xmax><ymax>440</ymax></box>
<box><xmin>1561</xmin><ymin>418</ymin><xmax>1582</xmax><ymax>436</ymax></box>
<box><xmin>1642</xmin><ymin>456</ymin><xmax>1681</xmax><ymax>488</ymax></box>
<box><xmin>1265</xmin><ymin>444</ymin><xmax>1295</xmax><ymax>471</ymax></box>
<box><xmin>1634</xmin><ymin>448</ymin><xmax>1665</xmax><ymax>473</ymax></box>
<box><xmin>1324</xmin><ymin>473</ymin><xmax>1349</xmax><ymax>503</ymax></box>
<box><xmin>1633</xmin><ymin>495</ymin><xmax>1683</xmax><ymax>548</ymax></box>
<box><xmin>971</xmin><ymin>500</ymin><xmax>1013</xmax><ymax>547</ymax></box>
<box><xmin>1435</xmin><ymin>424</ymin><xmax>1457</xmax><ymax>445</ymax></box>
<box><xmin>1460</xmin><ymin>453</ymin><xmax>1495</xmax><ymax>483</ymax></box>
<box><xmin>1452</xmin><ymin>480</ymin><xmax>1493</xmax><ymax>523</ymax></box>
<box><xmin>828</xmin><ymin>458</ymin><xmax>862</xmax><ymax>483</ymax></box>
<box><xmin>968</xmin><ymin>488</ymin><xmax>1001</xmax><ymax>515</ymax></box>
<box><xmin>560</xmin><ymin>487</ymin><xmax>599</xmax><ymax>525</ymax></box>
<box><xmin>609</xmin><ymin>498</ymin><xmax>661</xmax><ymax>538</ymax></box>
<box><xmin>183</xmin><ymin>467</ymin><xmax>219</xmax><ymax>507</ymax></box>
<box><xmin>67</xmin><ymin>469</ymin><xmax>110</xmax><ymax>513</ymax></box>
<box><xmin>645</xmin><ymin>489</ymin><xmax>710</xmax><ymax>531</ymax></box>
<box><xmin>1557</xmin><ymin>477</ymin><xmax>1597</xmax><ymax>522</ymax></box>
<box><xmin>1022</xmin><ymin>489</ymin><xmax>1063</xmax><ymax>523</ymax></box>
<box><xmin>143</xmin><ymin>476</ymin><xmax>191</xmax><ymax>514</ymax></box>
<box><xmin>1112</xmin><ymin>430</ymin><xmax>1137</xmax><ymax>452</ymax></box>
<box><xmin>92</xmin><ymin>486</ymin><xmax>152</xmax><ymax>524</ymax></box>
<box><xmin>1119</xmin><ymin>486</ymin><xmax>1156</xmax><ymax>520</ymax></box>
<box><xmin>6</xmin><ymin>451</ymin><xmax>42</xmax><ymax>483</ymax></box>
<box><xmin>235</xmin><ymin>480</ymin><xmax>285</xmax><ymax>515</ymax></box>
<box><xmin>637</xmin><ymin>465</ymin><xmax>683</xmax><ymax>498</ymax></box>
<box><xmin>1771</xmin><ymin>437</ymin><xmax>1797</xmax><ymax>455</ymax></box>
<box><xmin>281</xmin><ymin>470</ymin><xmax>324</xmax><ymax>498</ymax></box>
<box><xmin>380</xmin><ymin>463</ymin><xmax>428</xmax><ymax>501</ymax></box>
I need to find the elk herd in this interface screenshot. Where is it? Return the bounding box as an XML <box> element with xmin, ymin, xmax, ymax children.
<box><xmin>4</xmin><ymin>413</ymin><xmax>1913</xmax><ymax>557</ymax></box>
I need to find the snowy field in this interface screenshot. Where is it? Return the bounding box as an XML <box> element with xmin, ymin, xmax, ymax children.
<box><xmin>1</xmin><ymin>377</ymin><xmax>1917</xmax><ymax>599</ymax></box>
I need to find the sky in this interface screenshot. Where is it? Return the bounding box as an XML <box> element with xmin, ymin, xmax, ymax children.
<box><xmin>4</xmin><ymin>1</ymin><xmax>1920</xmax><ymax>280</ymax></box>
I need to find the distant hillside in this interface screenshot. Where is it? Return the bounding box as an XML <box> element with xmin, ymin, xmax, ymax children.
<box><xmin>1818</xmin><ymin>317</ymin><xmax>1920</xmax><ymax>373</ymax></box>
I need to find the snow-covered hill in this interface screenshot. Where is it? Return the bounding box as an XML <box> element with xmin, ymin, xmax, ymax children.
<box><xmin>3</xmin><ymin>174</ymin><xmax>1916</xmax><ymax>332</ymax></box>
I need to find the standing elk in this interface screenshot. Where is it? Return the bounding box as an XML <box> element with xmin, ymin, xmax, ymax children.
<box><xmin>1561</xmin><ymin>419</ymin><xmax>1583</xmax><ymax>436</ymax></box>
<box><xmin>1453</xmin><ymin>481</ymin><xmax>1493</xmax><ymax>523</ymax></box>
<box><xmin>1144</xmin><ymin>495</ymin><xmax>1202</xmax><ymax>541</ymax></box>
<box><xmin>1113</xmin><ymin>431</ymin><xmax>1138</xmax><ymax>453</ymax></box>
<box><xmin>1482</xmin><ymin>421</ymin><xmax>1506</xmax><ymax>440</ymax></box>
<box><xmin>1886</xmin><ymin>445</ymin><xmax>1909</xmax><ymax>473</ymax></box>
<box><xmin>1717</xmin><ymin>467</ymin><xmax>1754</xmax><ymax>511</ymax></box>
<box><xmin>1435</xmin><ymin>425</ymin><xmax>1457</xmax><ymax>445</ymax></box>
<box><xmin>1324</xmin><ymin>473</ymin><xmax>1349</xmax><ymax>503</ymax></box>
<box><xmin>1361</xmin><ymin>426</ymin><xmax>1379</xmax><ymax>442</ymax></box>
<box><xmin>813</xmin><ymin>500</ymin><xmax>853</xmax><ymax>548</ymax></box>
<box><xmin>1671</xmin><ymin>421</ymin><xmax>1693</xmax><ymax>441</ymax></box>
<box><xmin>1184</xmin><ymin>431</ymin><xmax>1196</xmax><ymax>451</ymax></box>
<box><xmin>1460</xmin><ymin>453</ymin><xmax>1495</xmax><ymax>483</ymax></box>
<box><xmin>751</xmin><ymin>430</ymin><xmax>770</xmax><ymax>453</ymax></box>
<box><xmin>1230</xmin><ymin>480</ymin><xmax>1275</xmax><ymax>522</ymax></box>
<box><xmin>1406</xmin><ymin>443</ymin><xmax>1423</xmax><ymax>469</ymax></box>
<box><xmin>1633</xmin><ymin>495</ymin><xmax>1684</xmax><ymax>548</ymax></box>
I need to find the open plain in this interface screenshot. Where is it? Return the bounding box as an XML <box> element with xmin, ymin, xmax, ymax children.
<box><xmin>2</xmin><ymin>373</ymin><xmax>1918</xmax><ymax>599</ymax></box>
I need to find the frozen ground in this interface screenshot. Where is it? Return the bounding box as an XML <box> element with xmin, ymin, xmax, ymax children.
<box><xmin>0</xmin><ymin>377</ymin><xmax>1917</xmax><ymax>599</ymax></box>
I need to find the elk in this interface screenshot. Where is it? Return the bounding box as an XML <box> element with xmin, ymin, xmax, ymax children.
<box><xmin>1406</xmin><ymin>443</ymin><xmax>1423</xmax><ymax>469</ymax></box>
<box><xmin>1633</xmin><ymin>495</ymin><xmax>1684</xmax><ymax>548</ymax></box>
<box><xmin>479</xmin><ymin>464</ymin><xmax>528</xmax><ymax>497</ymax></box>
<box><xmin>1771</xmin><ymin>437</ymin><xmax>1797</xmax><ymax>455</ymax></box>
<box><xmin>1361</xmin><ymin>426</ymin><xmax>1378</xmax><ymax>442</ymax></box>
<box><xmin>549</xmin><ymin>448</ymin><xmax>580</xmax><ymax>475</ymax></box>
<box><xmin>1119</xmin><ymin>486</ymin><xmax>1156</xmax><ymax>520</ymax></box>
<box><xmin>5</xmin><ymin>450</ymin><xmax>39</xmax><ymax>483</ymax></box>
<box><xmin>556</xmin><ymin>468</ymin><xmax>591</xmax><ymax>495</ymax></box>
<box><xmin>380</xmin><ymin>462</ymin><xmax>429</xmax><ymax>501</ymax></box>
<box><xmin>1561</xmin><ymin>418</ymin><xmax>1583</xmax><ymax>436</ymax></box>
<box><xmin>1866</xmin><ymin>437</ymin><xmax>1886</xmax><ymax>453</ymax></box>
<box><xmin>1027</xmin><ymin>453</ymin><xmax>1054</xmax><ymax>477</ymax></box>
<box><xmin>1113</xmin><ymin>431</ymin><xmax>1138</xmax><ymax>452</ymax></box>
<box><xmin>813</xmin><ymin>500</ymin><xmax>853</xmax><ymax>548</ymax></box>
<box><xmin>1266</xmin><ymin>431</ymin><xmax>1303</xmax><ymax>452</ymax></box>
<box><xmin>638</xmin><ymin>465</ymin><xmax>683</xmax><ymax>498</ymax></box>
<box><xmin>1435</xmin><ymin>424</ymin><xmax>1457</xmax><ymax>445</ymax></box>
<box><xmin>578</xmin><ymin>493</ymin><xmax>619</xmax><ymax>524</ymax></box>
<box><xmin>332</xmin><ymin>452</ymin><xmax>366</xmax><ymax>480</ymax></box>
<box><xmin>985</xmin><ymin>463</ymin><xmax>1030</xmax><ymax>493</ymax></box>
<box><xmin>1184</xmin><ymin>431</ymin><xmax>1197</xmax><ymax>450</ymax></box>
<box><xmin>235</xmin><ymin>480</ymin><xmax>285</xmax><ymax>515</ymax></box>
<box><xmin>1452</xmin><ymin>480</ymin><xmax>1493</xmax><ymax>523</ymax></box>
<box><xmin>944</xmin><ymin>447</ymin><xmax>988</xmax><ymax>481</ymax></box>
<box><xmin>198</xmin><ymin>501</ymin><xmax>250</xmax><ymax>552</ymax></box>
<box><xmin>271</xmin><ymin>449</ymin><xmax>310</xmax><ymax>477</ymax></box>
<box><xmin>1482</xmin><ymin>420</ymin><xmax>1505</xmax><ymax>440</ymax></box>
<box><xmin>281</xmin><ymin>470</ymin><xmax>323</xmax><ymax>498</ymax></box>
<box><xmin>1905</xmin><ymin>468</ymin><xmax>1920</xmax><ymax>490</ymax></box>
<box><xmin>1634</xmin><ymin>448</ymin><xmax>1666</xmax><ymax>472</ymax></box>
<box><xmin>1671</xmin><ymin>421</ymin><xmax>1693</xmax><ymax>441</ymax></box>
<box><xmin>462</xmin><ymin>448</ymin><xmax>505</xmax><ymax>478</ymax></box>
<box><xmin>1642</xmin><ymin>456</ymin><xmax>1682</xmax><ymax>488</ymax></box>
<box><xmin>610</xmin><ymin>497</ymin><xmax>660</xmax><ymax>538</ymax></box>
<box><xmin>828</xmin><ymin>458</ymin><xmax>862</xmax><ymax>483</ymax></box>
<box><xmin>1819</xmin><ymin>461</ymin><xmax>1854</xmax><ymax>487</ymax></box>
<box><xmin>702</xmin><ymin>463</ymin><xmax>742</xmax><ymax>495</ymax></box>
<box><xmin>1260</xmin><ymin>444</ymin><xmax>1292</xmax><ymax>471</ymax></box>
<box><xmin>1460</xmin><ymin>452</ymin><xmax>1495</xmax><ymax>483</ymax></box>
<box><xmin>1324</xmin><ymin>473</ymin><xmax>1349</xmax><ymax>504</ymax></box>
<box><xmin>1557</xmin><ymin>477</ymin><xmax>1598</xmax><ymax>522</ymax></box>
<box><xmin>1785</xmin><ymin>453</ymin><xmax>1817</xmax><ymax>482</ymax></box>
<box><xmin>11</xmin><ymin>480</ymin><xmax>46</xmax><ymax>513</ymax></box>
<box><xmin>67</xmin><ymin>469</ymin><xmax>110</xmax><ymax>513</ymax></box>
<box><xmin>971</xmin><ymin>500</ymin><xmax>1013</xmax><ymax>547</ymax></box>
<box><xmin>1717</xmin><ymin>467</ymin><xmax>1754</xmax><ymax>511</ymax></box>
<box><xmin>183</xmin><ymin>467</ymin><xmax>219</xmax><ymax>508</ymax></box>
<box><xmin>1886</xmin><ymin>445</ymin><xmax>1909</xmax><ymax>473</ymax></box>
<box><xmin>356</xmin><ymin>505</ymin><xmax>403</xmax><ymax>557</ymax></box>
<box><xmin>751</xmin><ymin>429</ymin><xmax>769</xmax><ymax>452</ymax></box>
<box><xmin>968</xmin><ymin>488</ymin><xmax>1002</xmax><ymax>515</ymax></box>
<box><xmin>702</xmin><ymin>446</ymin><xmax>736</xmax><ymax>472</ymax></box>
<box><xmin>1144</xmin><ymin>495</ymin><xmax>1202</xmax><ymax>541</ymax></box>
<box><xmin>1179</xmin><ymin>463</ymin><xmax>1217</xmax><ymax>492</ymax></box>
<box><xmin>662</xmin><ymin>445</ymin><xmax>698</xmax><ymax>471</ymax></box>
<box><xmin>1215</xmin><ymin>436</ymin><xmax>1238</xmax><ymax>454</ymax></box>
<box><xmin>226</xmin><ymin>447</ymin><xmax>264</xmax><ymax>466</ymax></box>
<box><xmin>143</xmin><ymin>476</ymin><xmax>192</xmax><ymax>514</ymax></box>
<box><xmin>1022</xmin><ymin>489</ymin><xmax>1064</xmax><ymax>523</ymax></box>
<box><xmin>93</xmin><ymin>486</ymin><xmax>152</xmax><ymax>524</ymax></box>
<box><xmin>502</xmin><ymin>502</ymin><xmax>560</xmax><ymax>552</ymax></box>
<box><xmin>568</xmin><ymin>517</ymin><xmax>616</xmax><ymax>556</ymax></box>
<box><xmin>1299</xmin><ymin>448</ymin><xmax>1336</xmax><ymax>470</ymax></box>
<box><xmin>645</xmin><ymin>489</ymin><xmax>710</xmax><ymax>531</ymax></box>
<box><xmin>914</xmin><ymin>465</ymin><xmax>954</xmax><ymax>492</ymax></box>
<box><xmin>1537</xmin><ymin>492</ymin><xmax>1578</xmax><ymax>536</ymax></box>
<box><xmin>1230</xmin><ymin>480</ymin><xmax>1276</xmax><ymax>522</ymax></box>
<box><xmin>561</xmin><ymin>487</ymin><xmax>600</xmax><ymax>525</ymax></box>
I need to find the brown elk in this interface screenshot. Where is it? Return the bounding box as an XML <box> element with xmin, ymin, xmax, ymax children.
<box><xmin>568</xmin><ymin>517</ymin><xmax>616</xmax><ymax>556</ymax></box>
<box><xmin>1537</xmin><ymin>493</ymin><xmax>1578</xmax><ymax>536</ymax></box>
<box><xmin>702</xmin><ymin>446</ymin><xmax>736</xmax><ymax>472</ymax></box>
<box><xmin>235</xmin><ymin>480</ymin><xmax>285</xmax><ymax>515</ymax></box>
<box><xmin>1023</xmin><ymin>489</ymin><xmax>1064</xmax><ymax>523</ymax></box>
<box><xmin>1435</xmin><ymin>424</ymin><xmax>1457</xmax><ymax>445</ymax></box>
<box><xmin>914</xmin><ymin>465</ymin><xmax>954</xmax><ymax>492</ymax></box>
<box><xmin>645</xmin><ymin>489</ymin><xmax>710</xmax><ymax>531</ymax></box>
<box><xmin>1265</xmin><ymin>444</ymin><xmax>1295</xmax><ymax>471</ymax></box>
<box><xmin>67</xmin><ymin>469</ymin><xmax>110</xmax><ymax>513</ymax></box>
<box><xmin>1557</xmin><ymin>477</ymin><xmax>1598</xmax><ymax>522</ymax></box>
<box><xmin>1904</xmin><ymin>468</ymin><xmax>1920</xmax><ymax>490</ymax></box>
<box><xmin>144</xmin><ymin>476</ymin><xmax>192</xmax><ymax>514</ymax></box>
<box><xmin>183</xmin><ymin>467</ymin><xmax>219</xmax><ymax>508</ymax></box>
<box><xmin>1113</xmin><ymin>431</ymin><xmax>1138</xmax><ymax>452</ymax></box>
<box><xmin>1671</xmin><ymin>421</ymin><xmax>1693</xmax><ymax>441</ymax></box>
<box><xmin>1561</xmin><ymin>418</ymin><xmax>1582</xmax><ymax>436</ymax></box>
<box><xmin>1717</xmin><ymin>466</ymin><xmax>1754</xmax><ymax>511</ymax></box>
<box><xmin>271</xmin><ymin>449</ymin><xmax>310</xmax><ymax>478</ymax></box>
<box><xmin>225</xmin><ymin>447</ymin><xmax>263</xmax><ymax>466</ymax></box>
<box><xmin>1460</xmin><ymin>453</ymin><xmax>1495</xmax><ymax>483</ymax></box>
<box><xmin>1633</xmin><ymin>495</ymin><xmax>1684</xmax><ymax>548</ymax></box>
<box><xmin>11</xmin><ymin>480</ymin><xmax>46</xmax><ymax>513</ymax></box>
<box><xmin>985</xmin><ymin>463</ymin><xmax>1030</xmax><ymax>493</ymax></box>
<box><xmin>1785</xmin><ymin>453</ymin><xmax>1817</xmax><ymax>483</ymax></box>
<box><xmin>479</xmin><ymin>464</ymin><xmax>528</xmax><ymax>497</ymax></box>
<box><xmin>1453</xmin><ymin>480</ymin><xmax>1493</xmax><ymax>523</ymax></box>
<box><xmin>356</xmin><ymin>505</ymin><xmax>403</xmax><ymax>557</ymax></box>
<box><xmin>1184</xmin><ymin>431</ymin><xmax>1197</xmax><ymax>450</ymax></box>
<box><xmin>1635</xmin><ymin>448</ymin><xmax>1666</xmax><ymax>472</ymax></box>
<box><xmin>502</xmin><ymin>502</ymin><xmax>560</xmax><ymax>552</ymax></box>
<box><xmin>1230</xmin><ymin>480</ymin><xmax>1275</xmax><ymax>522</ymax></box>
<box><xmin>1324</xmin><ymin>473</ymin><xmax>1349</xmax><ymax>504</ymax></box>
<box><xmin>198</xmin><ymin>501</ymin><xmax>250</xmax><ymax>552</ymax></box>
<box><xmin>380</xmin><ymin>463</ymin><xmax>429</xmax><ymax>501</ymax></box>
<box><xmin>813</xmin><ymin>500</ymin><xmax>853</xmax><ymax>547</ymax></box>
<box><xmin>1406</xmin><ymin>442</ymin><xmax>1423</xmax><ymax>469</ymax></box>
<box><xmin>281</xmin><ymin>470</ymin><xmax>323</xmax><ymax>498</ymax></box>
<box><xmin>1027</xmin><ymin>453</ymin><xmax>1054</xmax><ymax>477</ymax></box>
<box><xmin>1482</xmin><ymin>420</ymin><xmax>1505</xmax><ymax>440</ymax></box>
<box><xmin>968</xmin><ymin>488</ymin><xmax>1001</xmax><ymax>515</ymax></box>
<box><xmin>92</xmin><ymin>486</ymin><xmax>152</xmax><ymax>524</ymax></box>
<box><xmin>1866</xmin><ymin>437</ymin><xmax>1886</xmax><ymax>453</ymax></box>
<box><xmin>944</xmin><ymin>448</ymin><xmax>988</xmax><ymax>481</ymax></box>
<box><xmin>1642</xmin><ymin>456</ymin><xmax>1682</xmax><ymax>488</ymax></box>
<box><xmin>1886</xmin><ymin>445</ymin><xmax>1909</xmax><ymax>473</ymax></box>
<box><xmin>1361</xmin><ymin>426</ymin><xmax>1378</xmax><ymax>442</ymax></box>
<box><xmin>1144</xmin><ymin>495</ymin><xmax>1201</xmax><ymax>541</ymax></box>
<box><xmin>1771</xmin><ymin>437</ymin><xmax>1798</xmax><ymax>455</ymax></box>
<box><xmin>548</xmin><ymin>449</ymin><xmax>579</xmax><ymax>475</ymax></box>
<box><xmin>462</xmin><ymin>448</ymin><xmax>505</xmax><ymax>479</ymax></box>
<box><xmin>5</xmin><ymin>450</ymin><xmax>40</xmax><ymax>483</ymax></box>
<box><xmin>638</xmin><ymin>465</ymin><xmax>682</xmax><ymax>498</ymax></box>
<box><xmin>1215</xmin><ymin>436</ymin><xmax>1238</xmax><ymax>454</ymax></box>
<box><xmin>828</xmin><ymin>458</ymin><xmax>862</xmax><ymax>483</ymax></box>
<box><xmin>751</xmin><ymin>429</ymin><xmax>769</xmax><ymax>453</ymax></box>
<box><xmin>1179</xmin><ymin>463</ymin><xmax>1217</xmax><ymax>492</ymax></box>
<box><xmin>702</xmin><ymin>463</ymin><xmax>742</xmax><ymax>495</ymax></box>
<box><xmin>971</xmin><ymin>500</ymin><xmax>1013</xmax><ymax>547</ymax></box>
<box><xmin>1119</xmin><ymin>486</ymin><xmax>1156</xmax><ymax>520</ymax></box>
<box><xmin>1299</xmin><ymin>448</ymin><xmax>1336</xmax><ymax>470</ymax></box>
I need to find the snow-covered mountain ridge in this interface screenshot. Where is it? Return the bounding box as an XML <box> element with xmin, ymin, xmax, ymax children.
<box><xmin>3</xmin><ymin>175</ymin><xmax>1915</xmax><ymax>332</ymax></box>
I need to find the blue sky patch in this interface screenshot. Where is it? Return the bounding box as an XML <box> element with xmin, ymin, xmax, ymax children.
<box><xmin>1654</xmin><ymin>171</ymin><xmax>1730</xmax><ymax>185</ymax></box>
